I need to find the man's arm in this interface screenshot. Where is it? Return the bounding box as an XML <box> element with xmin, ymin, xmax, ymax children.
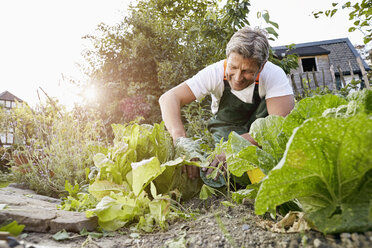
<box><xmin>266</xmin><ymin>94</ymin><xmax>295</xmax><ymax>117</ymax></box>
<box><xmin>158</xmin><ymin>82</ymin><xmax>196</xmax><ymax>142</ymax></box>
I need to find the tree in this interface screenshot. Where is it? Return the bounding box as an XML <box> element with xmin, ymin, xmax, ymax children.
<box><xmin>82</xmin><ymin>0</ymin><xmax>297</xmax><ymax>126</ymax></box>
<box><xmin>313</xmin><ymin>0</ymin><xmax>372</xmax><ymax>44</ymax></box>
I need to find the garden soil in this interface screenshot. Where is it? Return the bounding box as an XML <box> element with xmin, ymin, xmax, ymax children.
<box><xmin>19</xmin><ymin>196</ymin><xmax>372</xmax><ymax>248</ymax></box>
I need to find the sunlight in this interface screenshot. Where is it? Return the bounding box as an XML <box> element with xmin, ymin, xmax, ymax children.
<box><xmin>82</xmin><ymin>86</ymin><xmax>97</xmax><ymax>102</ymax></box>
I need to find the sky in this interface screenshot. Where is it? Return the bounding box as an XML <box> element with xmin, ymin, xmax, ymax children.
<box><xmin>0</xmin><ymin>0</ymin><xmax>368</xmax><ymax>108</ymax></box>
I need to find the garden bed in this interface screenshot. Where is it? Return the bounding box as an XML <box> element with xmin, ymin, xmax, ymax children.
<box><xmin>17</xmin><ymin>196</ymin><xmax>372</xmax><ymax>248</ymax></box>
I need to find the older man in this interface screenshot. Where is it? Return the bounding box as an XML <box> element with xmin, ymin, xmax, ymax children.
<box><xmin>159</xmin><ymin>26</ymin><xmax>294</xmax><ymax>180</ymax></box>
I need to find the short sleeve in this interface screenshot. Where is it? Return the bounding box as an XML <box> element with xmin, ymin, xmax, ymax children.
<box><xmin>260</xmin><ymin>62</ymin><xmax>293</xmax><ymax>99</ymax></box>
<box><xmin>185</xmin><ymin>60</ymin><xmax>224</xmax><ymax>101</ymax></box>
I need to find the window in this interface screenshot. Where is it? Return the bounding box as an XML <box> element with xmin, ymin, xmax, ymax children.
<box><xmin>301</xmin><ymin>57</ymin><xmax>317</xmax><ymax>72</ymax></box>
<box><xmin>0</xmin><ymin>100</ymin><xmax>4</xmax><ymax>106</ymax></box>
<box><xmin>5</xmin><ymin>101</ymin><xmax>11</xmax><ymax>108</ymax></box>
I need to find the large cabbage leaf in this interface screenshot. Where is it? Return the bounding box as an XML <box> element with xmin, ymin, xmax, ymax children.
<box><xmin>255</xmin><ymin>114</ymin><xmax>372</xmax><ymax>234</ymax></box>
<box><xmin>282</xmin><ymin>94</ymin><xmax>347</xmax><ymax>139</ymax></box>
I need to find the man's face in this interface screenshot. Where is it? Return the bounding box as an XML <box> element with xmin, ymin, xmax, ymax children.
<box><xmin>226</xmin><ymin>52</ymin><xmax>261</xmax><ymax>91</ymax></box>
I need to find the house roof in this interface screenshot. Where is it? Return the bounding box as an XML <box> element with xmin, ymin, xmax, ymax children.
<box><xmin>0</xmin><ymin>91</ymin><xmax>24</xmax><ymax>102</ymax></box>
<box><xmin>275</xmin><ymin>46</ymin><xmax>330</xmax><ymax>57</ymax></box>
<box><xmin>273</xmin><ymin>38</ymin><xmax>370</xmax><ymax>73</ymax></box>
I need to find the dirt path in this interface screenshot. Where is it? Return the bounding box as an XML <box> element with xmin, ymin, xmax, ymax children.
<box><xmin>20</xmin><ymin>197</ymin><xmax>372</xmax><ymax>248</ymax></box>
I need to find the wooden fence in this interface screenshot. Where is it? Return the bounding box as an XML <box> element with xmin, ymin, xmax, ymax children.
<box><xmin>288</xmin><ymin>57</ymin><xmax>370</xmax><ymax>96</ymax></box>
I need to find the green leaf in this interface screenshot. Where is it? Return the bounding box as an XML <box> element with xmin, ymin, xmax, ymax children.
<box><xmin>262</xmin><ymin>11</ymin><xmax>270</xmax><ymax>23</ymax></box>
<box><xmin>89</xmin><ymin>180</ymin><xmax>129</xmax><ymax>200</ymax></box>
<box><xmin>348</xmin><ymin>27</ymin><xmax>356</xmax><ymax>32</ymax></box>
<box><xmin>199</xmin><ymin>184</ymin><xmax>217</xmax><ymax>200</ymax></box>
<box><xmin>52</xmin><ymin>230</ymin><xmax>70</xmax><ymax>241</ymax></box>
<box><xmin>221</xmin><ymin>201</ymin><xmax>236</xmax><ymax>207</ymax></box>
<box><xmin>250</xmin><ymin>115</ymin><xmax>285</xmax><ymax>161</ymax></box>
<box><xmin>255</xmin><ymin>114</ymin><xmax>372</xmax><ymax>233</ymax></box>
<box><xmin>265</xmin><ymin>27</ymin><xmax>279</xmax><ymax>38</ymax></box>
<box><xmin>148</xmin><ymin>198</ymin><xmax>170</xmax><ymax>229</ymax></box>
<box><xmin>80</xmin><ymin>228</ymin><xmax>103</xmax><ymax>239</ymax></box>
<box><xmin>307</xmin><ymin>203</ymin><xmax>372</xmax><ymax>234</ymax></box>
<box><xmin>227</xmin><ymin>146</ymin><xmax>258</xmax><ymax>177</ymax></box>
<box><xmin>0</xmin><ymin>220</ymin><xmax>25</xmax><ymax>236</ymax></box>
<box><xmin>231</xmin><ymin>184</ymin><xmax>260</xmax><ymax>203</ymax></box>
<box><xmin>282</xmin><ymin>94</ymin><xmax>347</xmax><ymax>138</ymax></box>
<box><xmin>131</xmin><ymin>157</ymin><xmax>162</xmax><ymax>196</ymax></box>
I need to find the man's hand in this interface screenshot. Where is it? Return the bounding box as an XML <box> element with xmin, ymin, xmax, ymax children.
<box><xmin>182</xmin><ymin>158</ymin><xmax>200</xmax><ymax>180</ymax></box>
<box><xmin>202</xmin><ymin>153</ymin><xmax>227</xmax><ymax>180</ymax></box>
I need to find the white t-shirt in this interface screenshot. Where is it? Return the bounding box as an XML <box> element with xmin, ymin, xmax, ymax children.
<box><xmin>185</xmin><ymin>60</ymin><xmax>293</xmax><ymax>114</ymax></box>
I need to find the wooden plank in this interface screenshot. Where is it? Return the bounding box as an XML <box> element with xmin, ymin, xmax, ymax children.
<box><xmin>356</xmin><ymin>56</ymin><xmax>370</xmax><ymax>89</ymax></box>
<box><xmin>329</xmin><ymin>65</ymin><xmax>338</xmax><ymax>91</ymax></box>
<box><xmin>290</xmin><ymin>74</ymin><xmax>299</xmax><ymax>96</ymax></box>
<box><xmin>348</xmin><ymin>61</ymin><xmax>355</xmax><ymax>80</ymax></box>
<box><xmin>306</xmin><ymin>72</ymin><xmax>311</xmax><ymax>89</ymax></box>
<box><xmin>312</xmin><ymin>69</ymin><xmax>319</xmax><ymax>88</ymax></box>
<box><xmin>337</xmin><ymin>66</ymin><xmax>346</xmax><ymax>88</ymax></box>
<box><xmin>321</xmin><ymin>68</ymin><xmax>326</xmax><ymax>88</ymax></box>
<box><xmin>299</xmin><ymin>73</ymin><xmax>305</xmax><ymax>96</ymax></box>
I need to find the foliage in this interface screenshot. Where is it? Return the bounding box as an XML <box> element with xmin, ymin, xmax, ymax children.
<box><xmin>236</xmin><ymin>89</ymin><xmax>372</xmax><ymax>234</ymax></box>
<box><xmin>255</xmin><ymin>113</ymin><xmax>372</xmax><ymax>234</ymax></box>
<box><xmin>0</xmin><ymin>220</ymin><xmax>25</xmax><ymax>236</ymax></box>
<box><xmin>83</xmin><ymin>0</ymin><xmax>220</xmax><ymax>125</ymax></box>
<box><xmin>82</xmin><ymin>0</ymin><xmax>296</xmax><ymax>127</ymax></box>
<box><xmin>58</xmin><ymin>181</ymin><xmax>97</xmax><ymax>212</ymax></box>
<box><xmin>61</xmin><ymin>122</ymin><xmax>204</xmax><ymax>232</ymax></box>
<box><xmin>8</xmin><ymin>101</ymin><xmax>108</xmax><ymax>197</ymax></box>
<box><xmin>313</xmin><ymin>0</ymin><xmax>372</xmax><ymax>44</ymax></box>
<box><xmin>181</xmin><ymin>98</ymin><xmax>215</xmax><ymax>151</ymax></box>
<box><xmin>215</xmin><ymin>89</ymin><xmax>372</xmax><ymax>233</ymax></box>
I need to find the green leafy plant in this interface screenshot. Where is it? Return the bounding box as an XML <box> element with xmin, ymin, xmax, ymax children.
<box><xmin>76</xmin><ymin>122</ymin><xmax>204</xmax><ymax>232</ymax></box>
<box><xmin>255</xmin><ymin>113</ymin><xmax>372</xmax><ymax>234</ymax></box>
<box><xmin>8</xmin><ymin>101</ymin><xmax>108</xmax><ymax>197</ymax></box>
<box><xmin>58</xmin><ymin>181</ymin><xmax>97</xmax><ymax>212</ymax></box>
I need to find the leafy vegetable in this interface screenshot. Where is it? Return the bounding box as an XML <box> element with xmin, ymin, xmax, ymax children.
<box><xmin>83</xmin><ymin>122</ymin><xmax>202</xmax><ymax>231</ymax></box>
<box><xmin>0</xmin><ymin>220</ymin><xmax>25</xmax><ymax>236</ymax></box>
<box><xmin>59</xmin><ymin>181</ymin><xmax>97</xmax><ymax>212</ymax></box>
<box><xmin>255</xmin><ymin>114</ymin><xmax>372</xmax><ymax>234</ymax></box>
<box><xmin>282</xmin><ymin>94</ymin><xmax>347</xmax><ymax>139</ymax></box>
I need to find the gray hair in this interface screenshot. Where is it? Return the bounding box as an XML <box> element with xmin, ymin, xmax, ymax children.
<box><xmin>226</xmin><ymin>26</ymin><xmax>269</xmax><ymax>68</ymax></box>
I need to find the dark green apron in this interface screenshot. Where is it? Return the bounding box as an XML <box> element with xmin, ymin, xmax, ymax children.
<box><xmin>208</xmin><ymin>79</ymin><xmax>268</xmax><ymax>143</ymax></box>
<box><xmin>204</xmin><ymin>78</ymin><xmax>268</xmax><ymax>187</ymax></box>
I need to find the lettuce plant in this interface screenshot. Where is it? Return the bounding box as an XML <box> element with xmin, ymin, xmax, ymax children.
<box><xmin>255</xmin><ymin>114</ymin><xmax>372</xmax><ymax>233</ymax></box>
<box><xmin>83</xmin><ymin>122</ymin><xmax>202</xmax><ymax>231</ymax></box>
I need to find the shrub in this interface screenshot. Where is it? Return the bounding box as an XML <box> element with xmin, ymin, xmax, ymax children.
<box><xmin>9</xmin><ymin>101</ymin><xmax>108</xmax><ymax>197</ymax></box>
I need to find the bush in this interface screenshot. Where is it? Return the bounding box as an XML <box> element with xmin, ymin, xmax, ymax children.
<box><xmin>9</xmin><ymin>101</ymin><xmax>108</xmax><ymax>197</ymax></box>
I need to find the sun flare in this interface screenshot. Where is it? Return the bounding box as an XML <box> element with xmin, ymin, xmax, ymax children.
<box><xmin>82</xmin><ymin>86</ymin><xmax>97</xmax><ymax>102</ymax></box>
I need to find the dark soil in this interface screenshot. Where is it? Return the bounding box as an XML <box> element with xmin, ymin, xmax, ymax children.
<box><xmin>19</xmin><ymin>196</ymin><xmax>372</xmax><ymax>248</ymax></box>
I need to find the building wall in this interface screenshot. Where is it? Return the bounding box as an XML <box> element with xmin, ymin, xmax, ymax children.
<box><xmin>288</xmin><ymin>54</ymin><xmax>338</xmax><ymax>93</ymax></box>
<box><xmin>0</xmin><ymin>100</ymin><xmax>16</xmax><ymax>147</ymax></box>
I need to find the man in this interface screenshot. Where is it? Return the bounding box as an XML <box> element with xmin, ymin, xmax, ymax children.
<box><xmin>159</xmin><ymin>26</ymin><xmax>294</xmax><ymax>180</ymax></box>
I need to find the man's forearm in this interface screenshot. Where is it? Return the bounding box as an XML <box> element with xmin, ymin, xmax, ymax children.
<box><xmin>159</xmin><ymin>93</ymin><xmax>186</xmax><ymax>142</ymax></box>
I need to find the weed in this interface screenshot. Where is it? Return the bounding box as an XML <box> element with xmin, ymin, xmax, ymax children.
<box><xmin>6</xmin><ymin>101</ymin><xmax>108</xmax><ymax>197</ymax></box>
<box><xmin>215</xmin><ymin>214</ymin><xmax>238</xmax><ymax>248</ymax></box>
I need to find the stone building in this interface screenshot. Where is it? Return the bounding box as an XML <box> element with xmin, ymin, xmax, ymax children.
<box><xmin>0</xmin><ymin>91</ymin><xmax>24</xmax><ymax>146</ymax></box>
<box><xmin>273</xmin><ymin>38</ymin><xmax>370</xmax><ymax>94</ymax></box>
